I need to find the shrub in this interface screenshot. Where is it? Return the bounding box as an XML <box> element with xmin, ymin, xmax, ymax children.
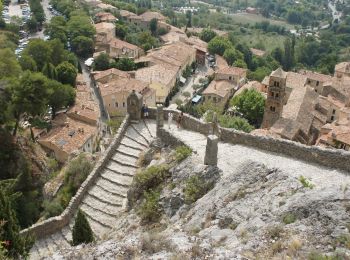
<box><xmin>42</xmin><ymin>200</ymin><xmax>64</xmax><ymax>218</ymax></box>
<box><xmin>282</xmin><ymin>212</ymin><xmax>297</xmax><ymax>225</ymax></box>
<box><xmin>175</xmin><ymin>145</ymin><xmax>192</xmax><ymax>162</ymax></box>
<box><xmin>133</xmin><ymin>164</ymin><xmax>170</xmax><ymax>200</ymax></box>
<box><xmin>299</xmin><ymin>176</ymin><xmax>315</xmax><ymax>189</ymax></box>
<box><xmin>138</xmin><ymin>190</ymin><xmax>161</xmax><ymax>223</ymax></box>
<box><xmin>184</xmin><ymin>175</ymin><xmax>214</xmax><ymax>204</ymax></box>
<box><xmin>72</xmin><ymin>209</ymin><xmax>94</xmax><ymax>246</ymax></box>
<box><xmin>267</xmin><ymin>225</ymin><xmax>284</xmax><ymax>239</ymax></box>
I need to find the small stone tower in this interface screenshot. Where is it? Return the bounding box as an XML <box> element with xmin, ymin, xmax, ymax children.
<box><xmin>261</xmin><ymin>68</ymin><xmax>287</xmax><ymax>129</ymax></box>
<box><xmin>127</xmin><ymin>90</ymin><xmax>143</xmax><ymax>121</ymax></box>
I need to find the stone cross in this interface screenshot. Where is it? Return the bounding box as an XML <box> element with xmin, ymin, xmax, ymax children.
<box><xmin>204</xmin><ymin>135</ymin><xmax>218</xmax><ymax>166</ymax></box>
<box><xmin>156</xmin><ymin>105</ymin><xmax>164</xmax><ymax>137</ymax></box>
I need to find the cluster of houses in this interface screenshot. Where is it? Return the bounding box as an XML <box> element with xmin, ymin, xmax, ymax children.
<box><xmin>37</xmin><ymin>75</ymin><xmax>101</xmax><ymax>163</ymax></box>
<box><xmin>250</xmin><ymin>62</ymin><xmax>350</xmax><ymax>151</ymax></box>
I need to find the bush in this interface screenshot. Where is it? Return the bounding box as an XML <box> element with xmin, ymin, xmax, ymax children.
<box><xmin>42</xmin><ymin>200</ymin><xmax>64</xmax><ymax>218</ymax></box>
<box><xmin>175</xmin><ymin>145</ymin><xmax>192</xmax><ymax>162</ymax></box>
<box><xmin>184</xmin><ymin>175</ymin><xmax>214</xmax><ymax>204</ymax></box>
<box><xmin>72</xmin><ymin>209</ymin><xmax>94</xmax><ymax>246</ymax></box>
<box><xmin>282</xmin><ymin>212</ymin><xmax>296</xmax><ymax>224</ymax></box>
<box><xmin>138</xmin><ymin>190</ymin><xmax>161</xmax><ymax>223</ymax></box>
<box><xmin>299</xmin><ymin>176</ymin><xmax>315</xmax><ymax>189</ymax></box>
<box><xmin>132</xmin><ymin>165</ymin><xmax>170</xmax><ymax>201</ymax></box>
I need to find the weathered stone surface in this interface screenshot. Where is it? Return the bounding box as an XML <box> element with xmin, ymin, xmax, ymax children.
<box><xmin>204</xmin><ymin>135</ymin><xmax>218</xmax><ymax>166</ymax></box>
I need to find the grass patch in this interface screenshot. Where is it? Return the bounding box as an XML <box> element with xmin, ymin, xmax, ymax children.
<box><xmin>175</xmin><ymin>145</ymin><xmax>192</xmax><ymax>162</ymax></box>
<box><xmin>299</xmin><ymin>176</ymin><xmax>315</xmax><ymax>189</ymax></box>
<box><xmin>184</xmin><ymin>175</ymin><xmax>214</xmax><ymax>204</ymax></box>
<box><xmin>308</xmin><ymin>251</ymin><xmax>346</xmax><ymax>260</ymax></box>
<box><xmin>282</xmin><ymin>213</ymin><xmax>297</xmax><ymax>225</ymax></box>
<box><xmin>132</xmin><ymin>164</ymin><xmax>170</xmax><ymax>201</ymax></box>
<box><xmin>267</xmin><ymin>225</ymin><xmax>284</xmax><ymax>239</ymax></box>
<box><xmin>138</xmin><ymin>190</ymin><xmax>161</xmax><ymax>223</ymax></box>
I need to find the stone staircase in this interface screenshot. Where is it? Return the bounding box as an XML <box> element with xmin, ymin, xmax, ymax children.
<box><xmin>29</xmin><ymin>120</ymin><xmax>156</xmax><ymax>259</ymax></box>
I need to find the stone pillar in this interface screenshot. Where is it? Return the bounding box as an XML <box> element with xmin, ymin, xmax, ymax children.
<box><xmin>156</xmin><ymin>105</ymin><xmax>164</xmax><ymax>137</ymax></box>
<box><xmin>127</xmin><ymin>90</ymin><xmax>143</xmax><ymax>122</ymax></box>
<box><xmin>204</xmin><ymin>135</ymin><xmax>218</xmax><ymax>166</ymax></box>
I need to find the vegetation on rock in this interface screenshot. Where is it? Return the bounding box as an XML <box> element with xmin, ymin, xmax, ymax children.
<box><xmin>72</xmin><ymin>209</ymin><xmax>94</xmax><ymax>246</ymax></box>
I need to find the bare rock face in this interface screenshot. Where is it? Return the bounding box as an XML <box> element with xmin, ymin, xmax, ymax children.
<box><xmin>50</xmin><ymin>159</ymin><xmax>350</xmax><ymax>259</ymax></box>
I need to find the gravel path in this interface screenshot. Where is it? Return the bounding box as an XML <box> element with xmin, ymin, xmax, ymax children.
<box><xmin>166</xmin><ymin>124</ymin><xmax>350</xmax><ymax>190</ymax></box>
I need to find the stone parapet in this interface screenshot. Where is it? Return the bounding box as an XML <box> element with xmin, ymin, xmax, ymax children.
<box><xmin>20</xmin><ymin>115</ymin><xmax>130</xmax><ymax>239</ymax></box>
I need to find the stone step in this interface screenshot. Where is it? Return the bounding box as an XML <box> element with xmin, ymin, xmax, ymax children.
<box><xmin>82</xmin><ymin>199</ymin><xmax>120</xmax><ymax>220</ymax></box>
<box><xmin>125</xmin><ymin>127</ymin><xmax>149</xmax><ymax>147</ymax></box>
<box><xmin>100</xmin><ymin>168</ymin><xmax>133</xmax><ymax>187</ymax></box>
<box><xmin>45</xmin><ymin>236</ymin><xmax>58</xmax><ymax>255</ymax></box>
<box><xmin>29</xmin><ymin>244</ymin><xmax>41</xmax><ymax>260</ymax></box>
<box><xmin>131</xmin><ymin>123</ymin><xmax>152</xmax><ymax>144</ymax></box>
<box><xmin>110</xmin><ymin>157</ymin><xmax>137</xmax><ymax>169</ymax></box>
<box><xmin>100</xmin><ymin>170</ymin><xmax>132</xmax><ymax>188</ymax></box>
<box><xmin>106</xmin><ymin>160</ymin><xmax>136</xmax><ymax>175</ymax></box>
<box><xmin>36</xmin><ymin>239</ymin><xmax>52</xmax><ymax>258</ymax></box>
<box><xmin>124</xmin><ymin>134</ymin><xmax>148</xmax><ymax>149</ymax></box>
<box><xmin>144</xmin><ymin>119</ymin><xmax>157</xmax><ymax>136</ymax></box>
<box><xmin>83</xmin><ymin>194</ymin><xmax>122</xmax><ymax>214</ymax></box>
<box><xmin>142</xmin><ymin>119</ymin><xmax>155</xmax><ymax>138</ymax></box>
<box><xmin>112</xmin><ymin>152</ymin><xmax>138</xmax><ymax>166</ymax></box>
<box><xmin>80</xmin><ymin>203</ymin><xmax>115</xmax><ymax>230</ymax></box>
<box><xmin>89</xmin><ymin>184</ymin><xmax>126</xmax><ymax>199</ymax></box>
<box><xmin>51</xmin><ymin>231</ymin><xmax>70</xmax><ymax>249</ymax></box>
<box><xmin>95</xmin><ymin>179</ymin><xmax>128</xmax><ymax>196</ymax></box>
<box><xmin>61</xmin><ymin>226</ymin><xmax>72</xmax><ymax>244</ymax></box>
<box><xmin>120</xmin><ymin>140</ymin><xmax>143</xmax><ymax>151</ymax></box>
<box><xmin>79</xmin><ymin>208</ymin><xmax>111</xmax><ymax>239</ymax></box>
<box><xmin>115</xmin><ymin>147</ymin><xmax>140</xmax><ymax>159</ymax></box>
<box><xmin>86</xmin><ymin>188</ymin><xmax>124</xmax><ymax>208</ymax></box>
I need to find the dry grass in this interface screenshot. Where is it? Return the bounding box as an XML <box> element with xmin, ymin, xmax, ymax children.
<box><xmin>141</xmin><ymin>232</ymin><xmax>173</xmax><ymax>254</ymax></box>
<box><xmin>287</xmin><ymin>238</ymin><xmax>302</xmax><ymax>257</ymax></box>
<box><xmin>267</xmin><ymin>225</ymin><xmax>284</xmax><ymax>240</ymax></box>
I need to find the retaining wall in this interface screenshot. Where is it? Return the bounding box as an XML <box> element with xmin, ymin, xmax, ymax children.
<box><xmin>20</xmin><ymin>115</ymin><xmax>130</xmax><ymax>239</ymax></box>
<box><xmin>149</xmin><ymin>107</ymin><xmax>350</xmax><ymax>172</ymax></box>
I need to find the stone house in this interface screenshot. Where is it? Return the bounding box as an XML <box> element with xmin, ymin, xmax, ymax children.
<box><xmin>92</xmin><ymin>68</ymin><xmax>130</xmax><ymax>84</ymax></box>
<box><xmin>94</xmin><ymin>22</ymin><xmax>115</xmax><ymax>49</ymax></box>
<box><xmin>97</xmin><ymin>77</ymin><xmax>156</xmax><ymax>117</ymax></box>
<box><xmin>108</xmin><ymin>38</ymin><xmax>143</xmax><ymax>59</ymax></box>
<box><xmin>215</xmin><ymin>66</ymin><xmax>247</xmax><ymax>87</ymax></box>
<box><xmin>202</xmin><ymin>80</ymin><xmax>233</xmax><ymax>108</ymax></box>
<box><xmin>95</xmin><ymin>12</ymin><xmax>117</xmax><ymax>23</ymax></box>
<box><xmin>128</xmin><ymin>11</ymin><xmax>166</xmax><ymax>28</ymax></box>
<box><xmin>335</xmin><ymin>62</ymin><xmax>350</xmax><ymax>79</ymax></box>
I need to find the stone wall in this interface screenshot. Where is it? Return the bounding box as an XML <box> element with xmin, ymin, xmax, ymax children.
<box><xmin>20</xmin><ymin>115</ymin><xmax>130</xmax><ymax>239</ymax></box>
<box><xmin>149</xmin><ymin>107</ymin><xmax>350</xmax><ymax>172</ymax></box>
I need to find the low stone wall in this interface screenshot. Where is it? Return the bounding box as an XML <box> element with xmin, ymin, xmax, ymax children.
<box><xmin>149</xmin><ymin>107</ymin><xmax>350</xmax><ymax>172</ymax></box>
<box><xmin>157</xmin><ymin>127</ymin><xmax>186</xmax><ymax>147</ymax></box>
<box><xmin>20</xmin><ymin>115</ymin><xmax>130</xmax><ymax>240</ymax></box>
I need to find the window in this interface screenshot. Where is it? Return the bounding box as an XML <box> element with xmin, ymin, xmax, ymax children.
<box><xmin>270</xmin><ymin>106</ymin><xmax>276</xmax><ymax>112</ymax></box>
<box><xmin>339</xmin><ymin>143</ymin><xmax>347</xmax><ymax>150</ymax></box>
<box><xmin>274</xmin><ymin>81</ymin><xmax>280</xmax><ymax>87</ymax></box>
<box><xmin>109</xmin><ymin>103</ymin><xmax>110</xmax><ymax>107</ymax></box>
<box><xmin>213</xmin><ymin>97</ymin><xmax>217</xmax><ymax>102</ymax></box>
<box><xmin>308</xmin><ymin>80</ymin><xmax>311</xmax><ymax>84</ymax></box>
<box><xmin>333</xmin><ymin>109</ymin><xmax>336</xmax><ymax>114</ymax></box>
<box><xmin>123</xmin><ymin>102</ymin><xmax>126</xmax><ymax>107</ymax></box>
<box><xmin>229</xmin><ymin>76</ymin><xmax>232</xmax><ymax>80</ymax></box>
<box><xmin>315</xmin><ymin>89</ymin><xmax>318</xmax><ymax>93</ymax></box>
<box><xmin>270</xmin><ymin>91</ymin><xmax>274</xmax><ymax>97</ymax></box>
<box><xmin>275</xmin><ymin>93</ymin><xmax>279</xmax><ymax>98</ymax></box>
<box><xmin>331</xmin><ymin>116</ymin><xmax>334</xmax><ymax>121</ymax></box>
<box><xmin>115</xmin><ymin>102</ymin><xmax>118</xmax><ymax>107</ymax></box>
<box><xmin>316</xmin><ymin>81</ymin><xmax>319</xmax><ymax>86</ymax></box>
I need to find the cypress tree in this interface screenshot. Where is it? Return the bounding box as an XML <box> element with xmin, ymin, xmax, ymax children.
<box><xmin>0</xmin><ymin>182</ymin><xmax>33</xmax><ymax>258</ymax></box>
<box><xmin>72</xmin><ymin>210</ymin><xmax>94</xmax><ymax>246</ymax></box>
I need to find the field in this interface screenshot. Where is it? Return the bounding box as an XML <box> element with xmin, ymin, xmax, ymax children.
<box><xmin>229</xmin><ymin>13</ymin><xmax>294</xmax><ymax>29</ymax></box>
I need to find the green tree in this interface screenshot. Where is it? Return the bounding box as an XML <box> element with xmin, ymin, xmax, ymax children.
<box><xmin>72</xmin><ymin>209</ymin><xmax>94</xmax><ymax>246</ymax></box>
<box><xmin>42</xmin><ymin>63</ymin><xmax>57</xmax><ymax>80</ymax></box>
<box><xmin>10</xmin><ymin>72</ymin><xmax>51</xmax><ymax>136</ymax></box>
<box><xmin>93</xmin><ymin>53</ymin><xmax>110</xmax><ymax>71</ymax></box>
<box><xmin>218</xmin><ymin>115</ymin><xmax>254</xmax><ymax>133</ymax></box>
<box><xmin>230</xmin><ymin>88</ymin><xmax>265</xmax><ymax>126</ymax></box>
<box><xmin>234</xmin><ymin>59</ymin><xmax>247</xmax><ymax>68</ymax></box>
<box><xmin>19</xmin><ymin>55</ymin><xmax>37</xmax><ymax>72</ymax></box>
<box><xmin>56</xmin><ymin>61</ymin><xmax>77</xmax><ymax>86</ymax></box>
<box><xmin>236</xmin><ymin>43</ymin><xmax>253</xmax><ymax>69</ymax></box>
<box><xmin>44</xmin><ymin>16</ymin><xmax>67</xmax><ymax>44</ymax></box>
<box><xmin>48</xmin><ymin>80</ymin><xmax>75</xmax><ymax>117</ymax></box>
<box><xmin>272</xmin><ymin>47</ymin><xmax>284</xmax><ymax>64</ymax></box>
<box><xmin>67</xmin><ymin>15</ymin><xmax>95</xmax><ymax>40</ymax></box>
<box><xmin>0</xmin><ymin>183</ymin><xmax>33</xmax><ymax>258</ymax></box>
<box><xmin>26</xmin><ymin>17</ymin><xmax>38</xmax><ymax>33</ymax></box>
<box><xmin>48</xmin><ymin>39</ymin><xmax>67</xmax><ymax>66</ymax></box>
<box><xmin>22</xmin><ymin>39</ymin><xmax>52</xmax><ymax>71</ymax></box>
<box><xmin>200</xmin><ymin>28</ymin><xmax>217</xmax><ymax>43</ymax></box>
<box><xmin>115</xmin><ymin>23</ymin><xmax>127</xmax><ymax>39</ymax></box>
<box><xmin>223</xmin><ymin>48</ymin><xmax>244</xmax><ymax>66</ymax></box>
<box><xmin>149</xmin><ymin>18</ymin><xmax>158</xmax><ymax>36</ymax></box>
<box><xmin>208</xmin><ymin>36</ymin><xmax>231</xmax><ymax>56</ymax></box>
<box><xmin>71</xmin><ymin>36</ymin><xmax>94</xmax><ymax>58</ymax></box>
<box><xmin>283</xmin><ymin>38</ymin><xmax>294</xmax><ymax>71</ymax></box>
<box><xmin>0</xmin><ymin>49</ymin><xmax>21</xmax><ymax>79</ymax></box>
<box><xmin>113</xmin><ymin>58</ymin><xmax>136</xmax><ymax>71</ymax></box>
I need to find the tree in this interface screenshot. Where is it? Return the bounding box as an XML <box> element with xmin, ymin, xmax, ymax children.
<box><xmin>26</xmin><ymin>17</ymin><xmax>38</xmax><ymax>33</ymax></box>
<box><xmin>218</xmin><ymin>115</ymin><xmax>254</xmax><ymax>133</ymax></box>
<box><xmin>272</xmin><ymin>47</ymin><xmax>284</xmax><ymax>64</ymax></box>
<box><xmin>200</xmin><ymin>28</ymin><xmax>217</xmax><ymax>43</ymax></box>
<box><xmin>149</xmin><ymin>18</ymin><xmax>158</xmax><ymax>36</ymax></box>
<box><xmin>93</xmin><ymin>53</ymin><xmax>110</xmax><ymax>71</ymax></box>
<box><xmin>44</xmin><ymin>16</ymin><xmax>67</xmax><ymax>44</ymax></box>
<box><xmin>223</xmin><ymin>48</ymin><xmax>243</xmax><ymax>66</ymax></box>
<box><xmin>42</xmin><ymin>63</ymin><xmax>57</xmax><ymax>80</ymax></box>
<box><xmin>10</xmin><ymin>72</ymin><xmax>51</xmax><ymax>136</ymax></box>
<box><xmin>19</xmin><ymin>55</ymin><xmax>37</xmax><ymax>72</ymax></box>
<box><xmin>115</xmin><ymin>24</ymin><xmax>127</xmax><ymax>39</ymax></box>
<box><xmin>186</xmin><ymin>10</ymin><xmax>192</xmax><ymax>28</ymax></box>
<box><xmin>0</xmin><ymin>182</ymin><xmax>33</xmax><ymax>258</ymax></box>
<box><xmin>113</xmin><ymin>58</ymin><xmax>136</xmax><ymax>71</ymax></box>
<box><xmin>67</xmin><ymin>15</ymin><xmax>95</xmax><ymax>40</ymax></box>
<box><xmin>56</xmin><ymin>61</ymin><xmax>77</xmax><ymax>86</ymax></box>
<box><xmin>22</xmin><ymin>39</ymin><xmax>52</xmax><ymax>71</ymax></box>
<box><xmin>72</xmin><ymin>209</ymin><xmax>94</xmax><ymax>246</ymax></box>
<box><xmin>48</xmin><ymin>39</ymin><xmax>67</xmax><ymax>66</ymax></box>
<box><xmin>230</xmin><ymin>88</ymin><xmax>265</xmax><ymax>126</ymax></box>
<box><xmin>48</xmin><ymin>80</ymin><xmax>75</xmax><ymax>117</ymax></box>
<box><xmin>0</xmin><ymin>49</ymin><xmax>21</xmax><ymax>79</ymax></box>
<box><xmin>283</xmin><ymin>38</ymin><xmax>294</xmax><ymax>70</ymax></box>
<box><xmin>71</xmin><ymin>36</ymin><xmax>94</xmax><ymax>58</ymax></box>
<box><xmin>207</xmin><ymin>36</ymin><xmax>231</xmax><ymax>56</ymax></box>
<box><xmin>236</xmin><ymin>43</ymin><xmax>253</xmax><ymax>69</ymax></box>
